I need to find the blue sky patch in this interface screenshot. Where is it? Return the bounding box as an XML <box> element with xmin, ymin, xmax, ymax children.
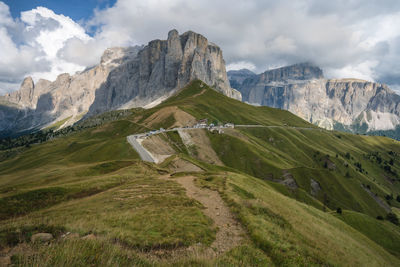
<box><xmin>3</xmin><ymin>0</ymin><xmax>116</xmax><ymax>22</ymax></box>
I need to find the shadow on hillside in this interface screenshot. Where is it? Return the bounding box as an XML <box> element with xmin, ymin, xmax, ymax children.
<box><xmin>0</xmin><ymin>92</ymin><xmax>56</xmax><ymax>138</ymax></box>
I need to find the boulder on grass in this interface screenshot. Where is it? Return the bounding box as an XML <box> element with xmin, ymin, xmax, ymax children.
<box><xmin>31</xmin><ymin>233</ymin><xmax>53</xmax><ymax>243</ymax></box>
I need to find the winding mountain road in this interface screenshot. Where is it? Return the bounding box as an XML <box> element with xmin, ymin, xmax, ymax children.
<box><xmin>127</xmin><ymin>124</ymin><xmax>321</xmax><ymax>162</ymax></box>
<box><xmin>127</xmin><ymin>135</ymin><xmax>155</xmax><ymax>162</ymax></box>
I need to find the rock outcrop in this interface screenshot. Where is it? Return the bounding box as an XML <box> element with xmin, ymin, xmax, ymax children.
<box><xmin>5</xmin><ymin>77</ymin><xmax>52</xmax><ymax>109</ymax></box>
<box><xmin>88</xmin><ymin>29</ymin><xmax>240</xmax><ymax>115</ymax></box>
<box><xmin>229</xmin><ymin>63</ymin><xmax>400</xmax><ymax>132</ymax></box>
<box><xmin>227</xmin><ymin>69</ymin><xmax>256</xmax><ymax>90</ymax></box>
<box><xmin>0</xmin><ymin>46</ymin><xmax>138</xmax><ymax>135</ymax></box>
<box><xmin>0</xmin><ymin>30</ymin><xmax>240</xmax><ymax>136</ymax></box>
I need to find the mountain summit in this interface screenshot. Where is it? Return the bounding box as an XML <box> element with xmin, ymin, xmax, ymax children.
<box><xmin>0</xmin><ymin>30</ymin><xmax>240</xmax><ymax>137</ymax></box>
<box><xmin>229</xmin><ymin>63</ymin><xmax>400</xmax><ymax>133</ymax></box>
<box><xmin>87</xmin><ymin>29</ymin><xmax>241</xmax><ymax>116</ymax></box>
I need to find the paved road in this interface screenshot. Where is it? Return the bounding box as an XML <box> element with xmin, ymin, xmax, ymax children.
<box><xmin>127</xmin><ymin>126</ymin><xmax>229</xmax><ymax>162</ymax></box>
<box><xmin>127</xmin><ymin>135</ymin><xmax>155</xmax><ymax>162</ymax></box>
<box><xmin>235</xmin><ymin>125</ymin><xmax>317</xmax><ymax>130</ymax></box>
<box><xmin>127</xmin><ymin>124</ymin><xmax>321</xmax><ymax>162</ymax></box>
<box><xmin>235</xmin><ymin>125</ymin><xmax>267</xmax><ymax>128</ymax></box>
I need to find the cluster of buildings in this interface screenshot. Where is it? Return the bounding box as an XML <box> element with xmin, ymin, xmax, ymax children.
<box><xmin>131</xmin><ymin>119</ymin><xmax>234</xmax><ymax>139</ymax></box>
<box><xmin>193</xmin><ymin>119</ymin><xmax>234</xmax><ymax>129</ymax></box>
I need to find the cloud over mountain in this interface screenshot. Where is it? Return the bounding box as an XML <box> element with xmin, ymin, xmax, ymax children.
<box><xmin>1</xmin><ymin>0</ymin><xmax>400</xmax><ymax>94</ymax></box>
<box><xmin>0</xmin><ymin>3</ymin><xmax>94</xmax><ymax>93</ymax></box>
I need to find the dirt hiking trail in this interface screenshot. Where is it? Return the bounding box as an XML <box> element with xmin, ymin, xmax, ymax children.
<box><xmin>174</xmin><ymin>176</ymin><xmax>245</xmax><ymax>254</ymax></box>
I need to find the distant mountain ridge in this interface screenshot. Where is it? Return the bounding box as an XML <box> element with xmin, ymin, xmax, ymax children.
<box><xmin>86</xmin><ymin>29</ymin><xmax>241</xmax><ymax>116</ymax></box>
<box><xmin>0</xmin><ymin>46</ymin><xmax>142</xmax><ymax>137</ymax></box>
<box><xmin>226</xmin><ymin>69</ymin><xmax>256</xmax><ymax>90</ymax></box>
<box><xmin>2</xmin><ymin>31</ymin><xmax>400</xmax><ymax>139</ymax></box>
<box><xmin>0</xmin><ymin>30</ymin><xmax>241</xmax><ymax>136</ymax></box>
<box><xmin>229</xmin><ymin>63</ymin><xmax>400</xmax><ymax>135</ymax></box>
<box><xmin>0</xmin><ymin>30</ymin><xmax>240</xmax><ymax>137</ymax></box>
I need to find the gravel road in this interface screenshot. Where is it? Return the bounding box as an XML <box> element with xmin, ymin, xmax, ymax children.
<box><xmin>127</xmin><ymin>136</ymin><xmax>155</xmax><ymax>162</ymax></box>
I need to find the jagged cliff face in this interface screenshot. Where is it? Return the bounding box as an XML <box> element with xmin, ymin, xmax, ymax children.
<box><xmin>88</xmin><ymin>30</ymin><xmax>240</xmax><ymax>115</ymax></box>
<box><xmin>229</xmin><ymin>63</ymin><xmax>400</xmax><ymax>132</ymax></box>
<box><xmin>0</xmin><ymin>30</ymin><xmax>240</xmax><ymax>136</ymax></box>
<box><xmin>227</xmin><ymin>69</ymin><xmax>256</xmax><ymax>90</ymax></box>
<box><xmin>1</xmin><ymin>46</ymin><xmax>139</xmax><ymax>135</ymax></box>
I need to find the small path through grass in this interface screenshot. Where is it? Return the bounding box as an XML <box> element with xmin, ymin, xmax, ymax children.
<box><xmin>191</xmin><ymin>88</ymin><xmax>206</xmax><ymax>98</ymax></box>
<box><xmin>173</xmin><ymin>176</ymin><xmax>245</xmax><ymax>254</ymax></box>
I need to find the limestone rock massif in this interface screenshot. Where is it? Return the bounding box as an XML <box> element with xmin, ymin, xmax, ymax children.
<box><xmin>229</xmin><ymin>63</ymin><xmax>400</xmax><ymax>132</ymax></box>
<box><xmin>4</xmin><ymin>28</ymin><xmax>399</xmax><ymax>138</ymax></box>
<box><xmin>0</xmin><ymin>46</ymin><xmax>139</xmax><ymax>136</ymax></box>
<box><xmin>0</xmin><ymin>30</ymin><xmax>240</xmax><ymax>136</ymax></box>
<box><xmin>88</xmin><ymin>29</ymin><xmax>240</xmax><ymax>116</ymax></box>
<box><xmin>227</xmin><ymin>69</ymin><xmax>256</xmax><ymax>91</ymax></box>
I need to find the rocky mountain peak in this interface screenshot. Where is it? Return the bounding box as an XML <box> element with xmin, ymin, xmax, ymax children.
<box><xmin>168</xmin><ymin>29</ymin><xmax>179</xmax><ymax>40</ymax></box>
<box><xmin>180</xmin><ymin>30</ymin><xmax>207</xmax><ymax>50</ymax></box>
<box><xmin>21</xmin><ymin>76</ymin><xmax>34</xmax><ymax>91</ymax></box>
<box><xmin>0</xmin><ymin>29</ymin><xmax>241</xmax><ymax>136</ymax></box>
<box><xmin>4</xmin><ymin>77</ymin><xmax>35</xmax><ymax>108</ymax></box>
<box><xmin>88</xmin><ymin>29</ymin><xmax>241</xmax><ymax>116</ymax></box>
<box><xmin>231</xmin><ymin>63</ymin><xmax>399</xmax><ymax>133</ymax></box>
<box><xmin>55</xmin><ymin>73</ymin><xmax>71</xmax><ymax>84</ymax></box>
<box><xmin>228</xmin><ymin>69</ymin><xmax>257</xmax><ymax>90</ymax></box>
<box><xmin>229</xmin><ymin>69</ymin><xmax>256</xmax><ymax>76</ymax></box>
<box><xmin>36</xmin><ymin>79</ymin><xmax>51</xmax><ymax>87</ymax></box>
<box><xmin>100</xmin><ymin>46</ymin><xmax>142</xmax><ymax>68</ymax></box>
<box><xmin>260</xmin><ymin>62</ymin><xmax>324</xmax><ymax>82</ymax></box>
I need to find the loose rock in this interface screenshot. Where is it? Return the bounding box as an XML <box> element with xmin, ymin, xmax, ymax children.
<box><xmin>82</xmin><ymin>234</ymin><xmax>96</xmax><ymax>240</ymax></box>
<box><xmin>31</xmin><ymin>233</ymin><xmax>53</xmax><ymax>243</ymax></box>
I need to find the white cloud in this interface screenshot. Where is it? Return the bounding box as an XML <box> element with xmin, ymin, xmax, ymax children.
<box><xmin>1</xmin><ymin>0</ymin><xmax>400</xmax><ymax>95</ymax></box>
<box><xmin>88</xmin><ymin>0</ymin><xmax>400</xmax><ymax>93</ymax></box>
<box><xmin>391</xmin><ymin>84</ymin><xmax>400</xmax><ymax>95</ymax></box>
<box><xmin>0</xmin><ymin>3</ymin><xmax>96</xmax><ymax>94</ymax></box>
<box><xmin>0</xmin><ymin>2</ymin><xmax>12</xmax><ymax>26</ymax></box>
<box><xmin>19</xmin><ymin>7</ymin><xmax>93</xmax><ymax>81</ymax></box>
<box><xmin>21</xmin><ymin>7</ymin><xmax>90</xmax><ymax>58</ymax></box>
<box><xmin>0</xmin><ymin>8</ymin><xmax>48</xmax><ymax>93</ymax></box>
<box><xmin>87</xmin><ymin>0</ymin><xmax>366</xmax><ymax>71</ymax></box>
<box><xmin>57</xmin><ymin>38</ymin><xmax>103</xmax><ymax>67</ymax></box>
<box><xmin>325</xmin><ymin>60</ymin><xmax>379</xmax><ymax>81</ymax></box>
<box><xmin>226</xmin><ymin>61</ymin><xmax>256</xmax><ymax>71</ymax></box>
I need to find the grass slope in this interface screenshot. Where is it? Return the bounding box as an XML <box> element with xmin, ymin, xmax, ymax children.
<box><xmin>44</xmin><ymin>116</ymin><xmax>72</xmax><ymax>131</ymax></box>
<box><xmin>334</xmin><ymin>210</ymin><xmax>400</xmax><ymax>257</ymax></box>
<box><xmin>196</xmin><ymin>172</ymin><xmax>400</xmax><ymax>266</ymax></box>
<box><xmin>142</xmin><ymin>81</ymin><xmax>400</xmax><ymax>217</ymax></box>
<box><xmin>1</xmin><ymin>80</ymin><xmax>400</xmax><ymax>265</ymax></box>
<box><xmin>142</xmin><ymin>80</ymin><xmax>314</xmax><ymax>128</ymax></box>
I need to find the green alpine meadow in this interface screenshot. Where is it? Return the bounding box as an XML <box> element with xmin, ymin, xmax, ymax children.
<box><xmin>1</xmin><ymin>81</ymin><xmax>400</xmax><ymax>266</ymax></box>
<box><xmin>1</xmin><ymin>2</ymin><xmax>400</xmax><ymax>265</ymax></box>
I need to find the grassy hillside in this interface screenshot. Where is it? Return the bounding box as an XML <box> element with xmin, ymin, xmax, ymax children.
<box><xmin>145</xmin><ymin>80</ymin><xmax>400</xmax><ymax>216</ymax></box>
<box><xmin>44</xmin><ymin>116</ymin><xmax>72</xmax><ymax>131</ymax></box>
<box><xmin>207</xmin><ymin>126</ymin><xmax>400</xmax><ymax>217</ymax></box>
<box><xmin>195</xmin><ymin>171</ymin><xmax>400</xmax><ymax>266</ymax></box>
<box><xmin>137</xmin><ymin>80</ymin><xmax>314</xmax><ymax>128</ymax></box>
<box><xmin>334</xmin><ymin>210</ymin><xmax>400</xmax><ymax>257</ymax></box>
<box><xmin>1</xmin><ymin>80</ymin><xmax>400</xmax><ymax>266</ymax></box>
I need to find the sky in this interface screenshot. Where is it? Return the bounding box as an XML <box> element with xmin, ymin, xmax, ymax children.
<box><xmin>0</xmin><ymin>0</ymin><xmax>400</xmax><ymax>94</ymax></box>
